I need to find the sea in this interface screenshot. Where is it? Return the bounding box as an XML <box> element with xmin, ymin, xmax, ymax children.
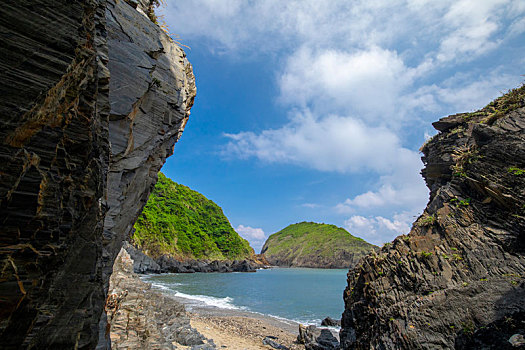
<box><xmin>142</xmin><ymin>267</ymin><xmax>348</xmax><ymax>326</ymax></box>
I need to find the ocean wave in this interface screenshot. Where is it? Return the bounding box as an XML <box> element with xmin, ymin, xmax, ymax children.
<box><xmin>173</xmin><ymin>291</ymin><xmax>247</xmax><ymax>310</ymax></box>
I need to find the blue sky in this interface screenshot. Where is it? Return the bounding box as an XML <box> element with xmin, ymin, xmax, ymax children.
<box><xmin>159</xmin><ymin>0</ymin><xmax>525</xmax><ymax>252</ymax></box>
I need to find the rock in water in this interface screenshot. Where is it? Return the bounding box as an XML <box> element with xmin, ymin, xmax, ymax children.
<box><xmin>321</xmin><ymin>317</ymin><xmax>341</xmax><ymax>327</ymax></box>
<box><xmin>0</xmin><ymin>0</ymin><xmax>195</xmax><ymax>348</ymax></box>
<box><xmin>340</xmin><ymin>86</ymin><xmax>525</xmax><ymax>349</ymax></box>
<box><xmin>298</xmin><ymin>324</ymin><xmax>340</xmax><ymax>350</ymax></box>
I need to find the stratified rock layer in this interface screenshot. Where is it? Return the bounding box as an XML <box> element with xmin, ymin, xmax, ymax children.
<box><xmin>0</xmin><ymin>0</ymin><xmax>195</xmax><ymax>348</ymax></box>
<box><xmin>106</xmin><ymin>248</ymin><xmax>215</xmax><ymax>349</ymax></box>
<box><xmin>340</xmin><ymin>87</ymin><xmax>525</xmax><ymax>349</ymax></box>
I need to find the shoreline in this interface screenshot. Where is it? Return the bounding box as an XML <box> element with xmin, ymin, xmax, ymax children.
<box><xmin>189</xmin><ymin>311</ymin><xmax>303</xmax><ymax>349</ymax></box>
<box><xmin>144</xmin><ymin>275</ymin><xmax>341</xmax><ymax>349</ymax></box>
<box><xmin>108</xmin><ymin>248</ymin><xmax>310</xmax><ymax>349</ymax></box>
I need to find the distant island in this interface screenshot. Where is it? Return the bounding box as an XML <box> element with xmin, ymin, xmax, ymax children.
<box><xmin>261</xmin><ymin>222</ymin><xmax>377</xmax><ymax>268</ymax></box>
<box><xmin>133</xmin><ymin>172</ymin><xmax>253</xmax><ymax>261</ymax></box>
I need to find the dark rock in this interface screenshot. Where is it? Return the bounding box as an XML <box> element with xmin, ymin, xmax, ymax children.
<box><xmin>298</xmin><ymin>325</ymin><xmax>340</xmax><ymax>350</ymax></box>
<box><xmin>321</xmin><ymin>317</ymin><xmax>341</xmax><ymax>327</ymax></box>
<box><xmin>263</xmin><ymin>336</ymin><xmax>290</xmax><ymax>349</ymax></box>
<box><xmin>0</xmin><ymin>1</ymin><xmax>111</xmax><ymax>348</ymax></box>
<box><xmin>231</xmin><ymin>260</ymin><xmax>257</xmax><ymax>272</ymax></box>
<box><xmin>150</xmin><ymin>255</ymin><xmax>261</xmax><ymax>274</ymax></box>
<box><xmin>340</xmin><ymin>89</ymin><xmax>525</xmax><ymax>349</ymax></box>
<box><xmin>0</xmin><ymin>0</ymin><xmax>195</xmax><ymax>348</ymax></box>
<box><xmin>123</xmin><ymin>241</ymin><xmax>162</xmax><ymax>273</ymax></box>
<box><xmin>106</xmin><ymin>248</ymin><xmax>215</xmax><ymax>349</ymax></box>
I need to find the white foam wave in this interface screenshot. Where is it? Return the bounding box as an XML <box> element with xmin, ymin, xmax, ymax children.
<box><xmin>173</xmin><ymin>291</ymin><xmax>247</xmax><ymax>310</ymax></box>
<box><xmin>150</xmin><ymin>282</ymin><xmax>171</xmax><ymax>291</ymax></box>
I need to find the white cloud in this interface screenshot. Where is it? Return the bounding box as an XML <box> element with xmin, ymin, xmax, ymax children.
<box><xmin>334</xmin><ymin>146</ymin><xmax>428</xmax><ymax>215</ymax></box>
<box><xmin>224</xmin><ymin>111</ymin><xmax>413</xmax><ymax>173</ymax></box>
<box><xmin>279</xmin><ymin>46</ymin><xmax>424</xmax><ymax>120</ymax></box>
<box><xmin>235</xmin><ymin>224</ymin><xmax>266</xmax><ymax>240</ymax></box>
<box><xmin>411</xmin><ymin>71</ymin><xmax>522</xmax><ymax>114</ymax></box>
<box><xmin>344</xmin><ymin>212</ymin><xmax>414</xmax><ymax>245</ymax></box>
<box><xmin>435</xmin><ymin>0</ymin><xmax>509</xmax><ymax>62</ymax></box>
<box><xmin>301</xmin><ymin>203</ymin><xmax>320</xmax><ymax>209</ymax></box>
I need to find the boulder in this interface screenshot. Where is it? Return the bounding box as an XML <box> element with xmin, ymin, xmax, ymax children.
<box><xmin>321</xmin><ymin>317</ymin><xmax>341</xmax><ymax>327</ymax></box>
<box><xmin>298</xmin><ymin>325</ymin><xmax>339</xmax><ymax>350</ymax></box>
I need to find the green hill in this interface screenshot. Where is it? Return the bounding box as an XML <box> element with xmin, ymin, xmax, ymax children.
<box><xmin>261</xmin><ymin>222</ymin><xmax>376</xmax><ymax>268</ymax></box>
<box><xmin>132</xmin><ymin>173</ymin><xmax>253</xmax><ymax>260</ymax></box>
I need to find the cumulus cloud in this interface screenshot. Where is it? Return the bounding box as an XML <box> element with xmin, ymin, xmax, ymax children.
<box><xmin>235</xmin><ymin>224</ymin><xmax>266</xmax><ymax>240</ymax></box>
<box><xmin>409</xmin><ymin>70</ymin><xmax>522</xmax><ymax>115</ymax></box>
<box><xmin>235</xmin><ymin>224</ymin><xmax>268</xmax><ymax>252</ymax></box>
<box><xmin>224</xmin><ymin>111</ymin><xmax>411</xmax><ymax>173</ymax></box>
<box><xmin>279</xmin><ymin>47</ymin><xmax>424</xmax><ymax>120</ymax></box>
<box><xmin>344</xmin><ymin>212</ymin><xmax>414</xmax><ymax>245</ymax></box>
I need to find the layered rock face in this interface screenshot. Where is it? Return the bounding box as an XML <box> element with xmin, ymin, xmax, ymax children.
<box><xmin>340</xmin><ymin>87</ymin><xmax>525</xmax><ymax>349</ymax></box>
<box><xmin>0</xmin><ymin>0</ymin><xmax>195</xmax><ymax>348</ymax></box>
<box><xmin>106</xmin><ymin>248</ymin><xmax>214</xmax><ymax>349</ymax></box>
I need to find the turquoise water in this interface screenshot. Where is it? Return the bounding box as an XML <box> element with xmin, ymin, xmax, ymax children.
<box><xmin>143</xmin><ymin>268</ymin><xmax>348</xmax><ymax>325</ymax></box>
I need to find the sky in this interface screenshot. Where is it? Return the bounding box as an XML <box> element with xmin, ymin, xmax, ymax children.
<box><xmin>158</xmin><ymin>0</ymin><xmax>525</xmax><ymax>252</ymax></box>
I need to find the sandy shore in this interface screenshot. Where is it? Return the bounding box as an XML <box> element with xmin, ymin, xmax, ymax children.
<box><xmin>189</xmin><ymin>309</ymin><xmax>303</xmax><ymax>349</ymax></box>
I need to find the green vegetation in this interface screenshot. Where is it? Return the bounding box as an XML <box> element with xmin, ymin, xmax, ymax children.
<box><xmin>461</xmin><ymin>84</ymin><xmax>525</xmax><ymax>123</ymax></box>
<box><xmin>419</xmin><ymin>214</ymin><xmax>436</xmax><ymax>227</ymax></box>
<box><xmin>261</xmin><ymin>222</ymin><xmax>376</xmax><ymax>267</ymax></box>
<box><xmin>132</xmin><ymin>173</ymin><xmax>253</xmax><ymax>260</ymax></box>
<box><xmin>508</xmin><ymin>167</ymin><xmax>525</xmax><ymax>175</ymax></box>
<box><xmin>421</xmin><ymin>251</ymin><xmax>433</xmax><ymax>258</ymax></box>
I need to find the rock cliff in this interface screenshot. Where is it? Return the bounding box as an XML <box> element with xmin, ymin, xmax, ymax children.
<box><xmin>0</xmin><ymin>0</ymin><xmax>195</xmax><ymax>348</ymax></box>
<box><xmin>340</xmin><ymin>86</ymin><xmax>525</xmax><ymax>349</ymax></box>
<box><xmin>106</xmin><ymin>247</ymin><xmax>215</xmax><ymax>349</ymax></box>
<box><xmin>261</xmin><ymin>222</ymin><xmax>376</xmax><ymax>269</ymax></box>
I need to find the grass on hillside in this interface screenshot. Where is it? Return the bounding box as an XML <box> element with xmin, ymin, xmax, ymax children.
<box><xmin>133</xmin><ymin>173</ymin><xmax>253</xmax><ymax>260</ymax></box>
<box><xmin>262</xmin><ymin>222</ymin><xmax>374</xmax><ymax>258</ymax></box>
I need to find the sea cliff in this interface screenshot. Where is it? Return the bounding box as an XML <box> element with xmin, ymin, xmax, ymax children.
<box><xmin>0</xmin><ymin>0</ymin><xmax>195</xmax><ymax>348</ymax></box>
<box><xmin>340</xmin><ymin>86</ymin><xmax>525</xmax><ymax>349</ymax></box>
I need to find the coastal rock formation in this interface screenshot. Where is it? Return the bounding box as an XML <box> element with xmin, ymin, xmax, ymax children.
<box><xmin>298</xmin><ymin>325</ymin><xmax>339</xmax><ymax>350</ymax></box>
<box><xmin>106</xmin><ymin>248</ymin><xmax>215</xmax><ymax>349</ymax></box>
<box><xmin>0</xmin><ymin>0</ymin><xmax>195</xmax><ymax>348</ymax></box>
<box><xmin>340</xmin><ymin>86</ymin><xmax>525</xmax><ymax>348</ymax></box>
<box><xmin>123</xmin><ymin>241</ymin><xmax>264</xmax><ymax>274</ymax></box>
<box><xmin>261</xmin><ymin>222</ymin><xmax>376</xmax><ymax>269</ymax></box>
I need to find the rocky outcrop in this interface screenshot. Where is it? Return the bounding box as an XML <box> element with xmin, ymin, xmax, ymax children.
<box><xmin>123</xmin><ymin>242</ymin><xmax>265</xmax><ymax>274</ymax></box>
<box><xmin>298</xmin><ymin>325</ymin><xmax>340</xmax><ymax>350</ymax></box>
<box><xmin>0</xmin><ymin>0</ymin><xmax>195</xmax><ymax>348</ymax></box>
<box><xmin>106</xmin><ymin>248</ymin><xmax>215</xmax><ymax>349</ymax></box>
<box><xmin>321</xmin><ymin>317</ymin><xmax>341</xmax><ymax>327</ymax></box>
<box><xmin>340</xmin><ymin>86</ymin><xmax>525</xmax><ymax>348</ymax></box>
<box><xmin>156</xmin><ymin>255</ymin><xmax>263</xmax><ymax>273</ymax></box>
<box><xmin>122</xmin><ymin>241</ymin><xmax>162</xmax><ymax>274</ymax></box>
